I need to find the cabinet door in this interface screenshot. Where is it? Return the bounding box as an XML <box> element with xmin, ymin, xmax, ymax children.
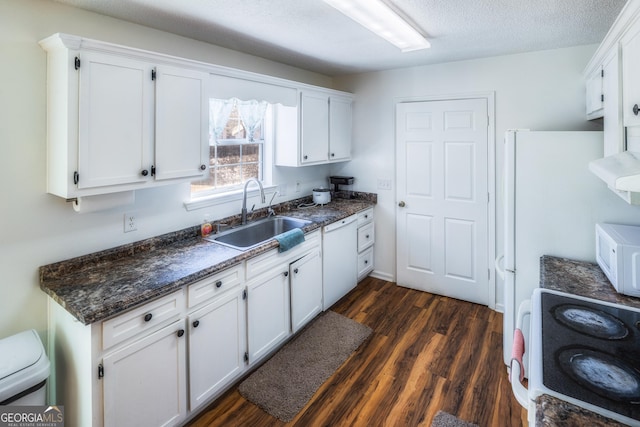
<box><xmin>585</xmin><ymin>66</ymin><xmax>604</xmax><ymax>118</ymax></box>
<box><xmin>78</xmin><ymin>51</ymin><xmax>154</xmax><ymax>189</ymax></box>
<box><xmin>247</xmin><ymin>268</ymin><xmax>290</xmax><ymax>363</ymax></box>
<box><xmin>188</xmin><ymin>288</ymin><xmax>246</xmax><ymax>410</ymax></box>
<box><xmin>102</xmin><ymin>320</ymin><xmax>187</xmax><ymax>427</ymax></box>
<box><xmin>622</xmin><ymin>25</ymin><xmax>640</xmax><ymax>127</ymax></box>
<box><xmin>329</xmin><ymin>96</ymin><xmax>352</xmax><ymax>162</ymax></box>
<box><xmin>155</xmin><ymin>65</ymin><xmax>209</xmax><ymax>181</ymax></box>
<box><xmin>290</xmin><ymin>249</ymin><xmax>323</xmax><ymax>333</ymax></box>
<box><xmin>603</xmin><ymin>48</ymin><xmax>623</xmax><ymax>157</ymax></box>
<box><xmin>300</xmin><ymin>91</ymin><xmax>329</xmax><ymax>164</ymax></box>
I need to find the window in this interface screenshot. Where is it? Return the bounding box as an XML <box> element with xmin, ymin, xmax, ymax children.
<box><xmin>191</xmin><ymin>98</ymin><xmax>270</xmax><ymax>196</ymax></box>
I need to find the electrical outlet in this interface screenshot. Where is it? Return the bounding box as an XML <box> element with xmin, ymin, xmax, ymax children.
<box><xmin>377</xmin><ymin>178</ymin><xmax>392</xmax><ymax>190</ymax></box>
<box><xmin>124</xmin><ymin>212</ymin><xmax>137</xmax><ymax>233</ymax></box>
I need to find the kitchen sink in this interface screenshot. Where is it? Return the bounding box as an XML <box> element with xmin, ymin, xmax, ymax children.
<box><xmin>206</xmin><ymin>216</ymin><xmax>312</xmax><ymax>251</ymax></box>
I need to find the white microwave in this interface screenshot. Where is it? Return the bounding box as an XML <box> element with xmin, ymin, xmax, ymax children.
<box><xmin>595</xmin><ymin>223</ymin><xmax>640</xmax><ymax>297</ymax></box>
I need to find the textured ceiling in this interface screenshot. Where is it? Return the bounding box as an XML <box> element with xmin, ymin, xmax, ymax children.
<box><xmin>52</xmin><ymin>0</ymin><xmax>627</xmax><ymax>76</ymax></box>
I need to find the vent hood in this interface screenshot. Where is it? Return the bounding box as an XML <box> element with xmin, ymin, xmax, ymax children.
<box><xmin>589</xmin><ymin>151</ymin><xmax>640</xmax><ymax>192</ymax></box>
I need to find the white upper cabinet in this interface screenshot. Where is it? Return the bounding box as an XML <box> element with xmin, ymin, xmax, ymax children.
<box><xmin>622</xmin><ymin>23</ymin><xmax>640</xmax><ymax>128</ymax></box>
<box><xmin>77</xmin><ymin>51</ymin><xmax>154</xmax><ymax>190</ymax></box>
<box><xmin>329</xmin><ymin>95</ymin><xmax>353</xmax><ymax>162</ymax></box>
<box><xmin>602</xmin><ymin>48</ymin><xmax>623</xmax><ymax>157</ymax></box>
<box><xmin>301</xmin><ymin>90</ymin><xmax>331</xmax><ymax>164</ymax></box>
<box><xmin>585</xmin><ymin>65</ymin><xmax>604</xmax><ymax>119</ymax></box>
<box><xmin>275</xmin><ymin>89</ymin><xmax>353</xmax><ymax>167</ymax></box>
<box><xmin>154</xmin><ymin>65</ymin><xmax>209</xmax><ymax>181</ymax></box>
<box><xmin>40</xmin><ymin>34</ymin><xmax>208</xmax><ymax>199</ymax></box>
<box><xmin>585</xmin><ymin>1</ymin><xmax>640</xmax><ymax>131</ymax></box>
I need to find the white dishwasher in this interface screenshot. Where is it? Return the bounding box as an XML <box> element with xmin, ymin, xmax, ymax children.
<box><xmin>322</xmin><ymin>214</ymin><xmax>358</xmax><ymax>310</ymax></box>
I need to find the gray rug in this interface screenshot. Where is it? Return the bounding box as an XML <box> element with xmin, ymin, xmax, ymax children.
<box><xmin>238</xmin><ymin>310</ymin><xmax>372</xmax><ymax>422</ymax></box>
<box><xmin>431</xmin><ymin>411</ymin><xmax>479</xmax><ymax>427</ymax></box>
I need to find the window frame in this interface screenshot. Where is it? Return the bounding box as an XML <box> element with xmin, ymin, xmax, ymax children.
<box><xmin>186</xmin><ymin>103</ymin><xmax>274</xmax><ymax>210</ymax></box>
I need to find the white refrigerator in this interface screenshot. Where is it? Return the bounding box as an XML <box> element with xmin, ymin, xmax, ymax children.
<box><xmin>499</xmin><ymin>130</ymin><xmax>640</xmax><ymax>372</ymax></box>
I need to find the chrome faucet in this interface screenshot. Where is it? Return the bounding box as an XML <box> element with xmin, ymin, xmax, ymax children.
<box><xmin>267</xmin><ymin>191</ymin><xmax>279</xmax><ymax>217</ymax></box>
<box><xmin>241</xmin><ymin>178</ymin><xmax>265</xmax><ymax>225</ymax></box>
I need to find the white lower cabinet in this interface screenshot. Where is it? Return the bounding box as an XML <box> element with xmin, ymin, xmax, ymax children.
<box><xmin>47</xmin><ymin>229</ymin><xmax>328</xmax><ymax>426</ymax></box>
<box><xmin>357</xmin><ymin>208</ymin><xmax>375</xmax><ymax>280</ymax></box>
<box><xmin>102</xmin><ymin>319</ymin><xmax>187</xmax><ymax>427</ymax></box>
<box><xmin>246</xmin><ymin>266</ymin><xmax>291</xmax><ymax>363</ymax></box>
<box><xmin>187</xmin><ymin>287</ymin><xmax>246</xmax><ymax>410</ymax></box>
<box><xmin>290</xmin><ymin>248</ymin><xmax>323</xmax><ymax>333</ymax></box>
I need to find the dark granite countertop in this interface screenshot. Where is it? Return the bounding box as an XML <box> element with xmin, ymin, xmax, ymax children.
<box><xmin>40</xmin><ymin>194</ymin><xmax>375</xmax><ymax>325</ymax></box>
<box><xmin>536</xmin><ymin>255</ymin><xmax>640</xmax><ymax>426</ymax></box>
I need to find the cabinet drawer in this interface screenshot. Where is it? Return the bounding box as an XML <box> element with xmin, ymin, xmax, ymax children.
<box><xmin>357</xmin><ymin>222</ymin><xmax>375</xmax><ymax>252</ymax></box>
<box><xmin>357</xmin><ymin>208</ymin><xmax>374</xmax><ymax>226</ymax></box>
<box><xmin>102</xmin><ymin>289</ymin><xmax>185</xmax><ymax>350</ymax></box>
<box><xmin>246</xmin><ymin>230</ymin><xmax>321</xmax><ymax>280</ymax></box>
<box><xmin>358</xmin><ymin>247</ymin><xmax>374</xmax><ymax>279</ymax></box>
<box><xmin>187</xmin><ymin>264</ymin><xmax>244</xmax><ymax>309</ymax></box>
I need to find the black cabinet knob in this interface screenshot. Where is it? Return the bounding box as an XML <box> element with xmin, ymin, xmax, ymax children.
<box><xmin>200</xmin><ymin>164</ymin><xmax>206</xmax><ymax>171</ymax></box>
<box><xmin>177</xmin><ymin>329</ymin><xmax>185</xmax><ymax>338</ymax></box>
<box><xmin>193</xmin><ymin>320</ymin><xmax>200</xmax><ymax>328</ymax></box>
<box><xmin>284</xmin><ymin>271</ymin><xmax>289</xmax><ymax>277</ymax></box>
<box><xmin>634</xmin><ymin>104</ymin><xmax>639</xmax><ymax>116</ymax></box>
<box><xmin>364</xmin><ymin>260</ymin><xmax>369</xmax><ymax>265</ymax></box>
<box><xmin>294</xmin><ymin>268</ymin><xmax>299</xmax><ymax>274</ymax></box>
<box><xmin>215</xmin><ymin>280</ymin><xmax>222</xmax><ymax>288</ymax></box>
<box><xmin>141</xmin><ymin>169</ymin><xmax>149</xmax><ymax>177</ymax></box>
<box><xmin>331</xmin><ymin>153</ymin><xmax>335</xmax><ymax>157</ymax></box>
<box><xmin>144</xmin><ymin>313</ymin><xmax>152</xmax><ymax>322</ymax></box>
<box><xmin>303</xmin><ymin>155</ymin><xmax>308</xmax><ymax>160</ymax></box>
<box><xmin>366</xmin><ymin>234</ymin><xmax>370</xmax><ymax>239</ymax></box>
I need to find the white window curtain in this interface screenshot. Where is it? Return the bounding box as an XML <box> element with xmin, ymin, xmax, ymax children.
<box><xmin>209</xmin><ymin>98</ymin><xmax>269</xmax><ymax>144</ymax></box>
<box><xmin>209</xmin><ymin>98</ymin><xmax>235</xmax><ymax>142</ymax></box>
<box><xmin>236</xmin><ymin>99</ymin><xmax>268</xmax><ymax>142</ymax></box>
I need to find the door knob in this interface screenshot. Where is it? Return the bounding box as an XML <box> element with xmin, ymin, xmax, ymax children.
<box><xmin>398</xmin><ymin>201</ymin><xmax>406</xmax><ymax>207</ymax></box>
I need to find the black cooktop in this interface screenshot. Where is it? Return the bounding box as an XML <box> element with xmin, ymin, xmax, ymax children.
<box><xmin>541</xmin><ymin>292</ymin><xmax>640</xmax><ymax>421</ymax></box>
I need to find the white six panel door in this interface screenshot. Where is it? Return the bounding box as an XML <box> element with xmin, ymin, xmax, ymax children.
<box><xmin>396</xmin><ymin>99</ymin><xmax>489</xmax><ymax>305</ymax></box>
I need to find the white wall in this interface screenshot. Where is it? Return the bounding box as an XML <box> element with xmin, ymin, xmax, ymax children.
<box><xmin>331</xmin><ymin>45</ymin><xmax>635</xmax><ymax>307</ymax></box>
<box><xmin>0</xmin><ymin>0</ymin><xmax>335</xmax><ymax>341</ymax></box>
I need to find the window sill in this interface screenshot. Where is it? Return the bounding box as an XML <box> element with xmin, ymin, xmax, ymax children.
<box><xmin>184</xmin><ymin>185</ymin><xmax>277</xmax><ymax>211</ymax></box>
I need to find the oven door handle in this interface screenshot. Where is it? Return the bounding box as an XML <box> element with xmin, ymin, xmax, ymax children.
<box><xmin>510</xmin><ymin>299</ymin><xmax>531</xmax><ymax>408</ymax></box>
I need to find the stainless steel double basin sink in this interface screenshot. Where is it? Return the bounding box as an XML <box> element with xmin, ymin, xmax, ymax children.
<box><xmin>205</xmin><ymin>216</ymin><xmax>312</xmax><ymax>251</ymax></box>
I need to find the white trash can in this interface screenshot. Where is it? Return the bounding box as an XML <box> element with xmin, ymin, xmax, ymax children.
<box><xmin>0</xmin><ymin>329</ymin><xmax>50</xmax><ymax>405</ymax></box>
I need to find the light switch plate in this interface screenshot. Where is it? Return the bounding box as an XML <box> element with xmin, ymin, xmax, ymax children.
<box><xmin>377</xmin><ymin>178</ymin><xmax>392</xmax><ymax>190</ymax></box>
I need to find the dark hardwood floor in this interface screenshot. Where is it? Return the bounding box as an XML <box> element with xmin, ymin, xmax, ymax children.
<box><xmin>187</xmin><ymin>277</ymin><xmax>528</xmax><ymax>427</ymax></box>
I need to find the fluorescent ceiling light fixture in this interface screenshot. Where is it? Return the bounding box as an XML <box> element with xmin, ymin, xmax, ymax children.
<box><xmin>324</xmin><ymin>0</ymin><xmax>430</xmax><ymax>52</ymax></box>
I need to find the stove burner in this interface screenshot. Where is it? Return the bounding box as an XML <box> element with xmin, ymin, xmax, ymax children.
<box><xmin>558</xmin><ymin>348</ymin><xmax>640</xmax><ymax>403</ymax></box>
<box><xmin>553</xmin><ymin>304</ymin><xmax>629</xmax><ymax>340</ymax></box>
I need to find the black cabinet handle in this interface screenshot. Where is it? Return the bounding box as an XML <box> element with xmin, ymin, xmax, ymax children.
<box><xmin>364</xmin><ymin>260</ymin><xmax>369</xmax><ymax>265</ymax></box>
<box><xmin>634</xmin><ymin>104</ymin><xmax>639</xmax><ymax>116</ymax></box>
<box><xmin>200</xmin><ymin>164</ymin><xmax>206</xmax><ymax>171</ymax></box>
<box><xmin>294</xmin><ymin>268</ymin><xmax>299</xmax><ymax>274</ymax></box>
<box><xmin>193</xmin><ymin>320</ymin><xmax>200</xmax><ymax>328</ymax></box>
<box><xmin>144</xmin><ymin>313</ymin><xmax>152</xmax><ymax>322</ymax></box>
<box><xmin>284</xmin><ymin>271</ymin><xmax>289</xmax><ymax>277</ymax></box>
<box><xmin>331</xmin><ymin>153</ymin><xmax>335</xmax><ymax>157</ymax></box>
<box><xmin>366</xmin><ymin>234</ymin><xmax>370</xmax><ymax>239</ymax></box>
<box><xmin>303</xmin><ymin>155</ymin><xmax>308</xmax><ymax>160</ymax></box>
<box><xmin>141</xmin><ymin>169</ymin><xmax>149</xmax><ymax>177</ymax></box>
<box><xmin>177</xmin><ymin>329</ymin><xmax>185</xmax><ymax>338</ymax></box>
<box><xmin>215</xmin><ymin>280</ymin><xmax>222</xmax><ymax>288</ymax></box>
